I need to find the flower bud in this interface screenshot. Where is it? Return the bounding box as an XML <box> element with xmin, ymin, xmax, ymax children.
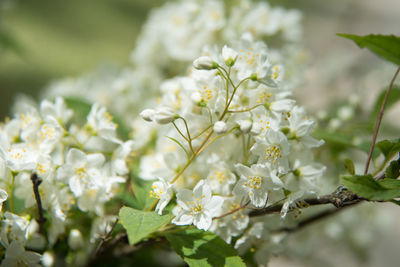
<box><xmin>238</xmin><ymin>120</ymin><xmax>252</xmax><ymax>133</ymax></box>
<box><xmin>193</xmin><ymin>56</ymin><xmax>218</xmax><ymax>70</ymax></box>
<box><xmin>191</xmin><ymin>92</ymin><xmax>203</xmax><ymax>103</ymax></box>
<box><xmin>222</xmin><ymin>45</ymin><xmax>238</xmax><ymax>67</ymax></box>
<box><xmin>140</xmin><ymin>109</ymin><xmax>155</xmax><ymax>122</ymax></box>
<box><xmin>250</xmin><ymin>122</ymin><xmax>262</xmax><ymax>135</ymax></box>
<box><xmin>154</xmin><ymin>107</ymin><xmax>177</xmax><ymax>124</ymax></box>
<box><xmin>214</xmin><ymin>121</ymin><xmax>227</xmax><ymax>134</ymax></box>
<box><xmin>68</xmin><ymin>229</ymin><xmax>84</xmax><ymax>250</ymax></box>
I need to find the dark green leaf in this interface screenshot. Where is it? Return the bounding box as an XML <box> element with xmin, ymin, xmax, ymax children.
<box><xmin>166</xmin><ymin>228</ymin><xmax>246</xmax><ymax>267</ymax></box>
<box><xmin>124</xmin><ymin>178</ymin><xmax>155</xmax><ymax>210</ymax></box>
<box><xmin>337</xmin><ymin>34</ymin><xmax>400</xmax><ymax>65</ymax></box>
<box><xmin>119</xmin><ymin>207</ymin><xmax>173</xmax><ymax>245</ymax></box>
<box><xmin>386</xmin><ymin>160</ymin><xmax>400</xmax><ymax>179</ymax></box>
<box><xmin>0</xmin><ymin>29</ymin><xmax>23</xmax><ymax>54</ymax></box>
<box><xmin>370</xmin><ymin>85</ymin><xmax>400</xmax><ymax>125</ymax></box>
<box><xmin>376</xmin><ymin>139</ymin><xmax>400</xmax><ymax>160</ymax></box>
<box><xmin>64</xmin><ymin>97</ymin><xmax>130</xmax><ymax>140</ymax></box>
<box><xmin>344</xmin><ymin>158</ymin><xmax>355</xmax><ymax>175</ymax></box>
<box><xmin>341</xmin><ymin>175</ymin><xmax>400</xmax><ymax>200</ymax></box>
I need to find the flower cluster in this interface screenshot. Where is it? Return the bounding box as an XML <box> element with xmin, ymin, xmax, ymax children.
<box><xmin>139</xmin><ymin>35</ymin><xmax>325</xmax><ymax>263</ymax></box>
<box><xmin>0</xmin><ymin>97</ymin><xmax>133</xmax><ymax>266</ymax></box>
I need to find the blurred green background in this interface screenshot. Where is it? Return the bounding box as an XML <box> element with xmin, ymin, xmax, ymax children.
<box><xmin>0</xmin><ymin>0</ymin><xmax>164</xmax><ymax>118</ymax></box>
<box><xmin>1</xmin><ymin>0</ymin><xmax>399</xmax><ymax>120</ymax></box>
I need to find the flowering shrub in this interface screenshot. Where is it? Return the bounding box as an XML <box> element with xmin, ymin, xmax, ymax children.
<box><xmin>1</xmin><ymin>0</ymin><xmax>400</xmax><ymax>266</ymax></box>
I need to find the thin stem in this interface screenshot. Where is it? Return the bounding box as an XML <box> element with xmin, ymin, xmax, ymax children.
<box><xmin>172</xmin><ymin>121</ymin><xmax>189</xmax><ymax>142</ymax></box>
<box><xmin>364</xmin><ymin>66</ymin><xmax>400</xmax><ymax>175</ymax></box>
<box><xmin>92</xmin><ymin>218</ymin><xmax>119</xmax><ymax>259</ymax></box>
<box><xmin>31</xmin><ymin>173</ymin><xmax>46</xmax><ymax>235</ymax></box>
<box><xmin>178</xmin><ymin>117</ymin><xmax>194</xmax><ymax>154</ymax></box>
<box><xmin>192</xmin><ymin>125</ymin><xmax>212</xmax><ymax>140</ymax></box>
<box><xmin>9</xmin><ymin>173</ymin><xmax>15</xmax><ymax>212</ymax></box>
<box><xmin>228</xmin><ymin>104</ymin><xmax>264</xmax><ymax>113</ymax></box>
<box><xmin>170</xmin><ymin>130</ymin><xmax>214</xmax><ymax>184</ymax></box>
<box><xmin>198</xmin><ymin>126</ymin><xmax>238</xmax><ymax>154</ymax></box>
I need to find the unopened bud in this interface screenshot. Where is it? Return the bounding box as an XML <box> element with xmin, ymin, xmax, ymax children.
<box><xmin>68</xmin><ymin>229</ymin><xmax>84</xmax><ymax>250</ymax></box>
<box><xmin>238</xmin><ymin>120</ymin><xmax>252</xmax><ymax>133</ymax></box>
<box><xmin>222</xmin><ymin>45</ymin><xmax>238</xmax><ymax>67</ymax></box>
<box><xmin>154</xmin><ymin>107</ymin><xmax>177</xmax><ymax>124</ymax></box>
<box><xmin>214</xmin><ymin>121</ymin><xmax>228</xmax><ymax>134</ymax></box>
<box><xmin>193</xmin><ymin>56</ymin><xmax>218</xmax><ymax>70</ymax></box>
<box><xmin>140</xmin><ymin>109</ymin><xmax>155</xmax><ymax>122</ymax></box>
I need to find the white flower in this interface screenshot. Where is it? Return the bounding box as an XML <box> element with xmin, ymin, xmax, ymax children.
<box><xmin>206</xmin><ymin>162</ymin><xmax>236</xmax><ymax>195</ymax></box>
<box><xmin>57</xmin><ymin>148</ymin><xmax>105</xmax><ymax>197</ymax></box>
<box><xmin>233</xmin><ymin>163</ymin><xmax>283</xmax><ymax>208</ymax></box>
<box><xmin>0</xmin><ymin>188</ymin><xmax>7</xmax><ymax>212</ymax></box>
<box><xmin>86</xmin><ymin>104</ymin><xmax>120</xmax><ymax>144</ymax></box>
<box><xmin>173</xmin><ymin>180</ymin><xmax>224</xmax><ymax>230</ymax></box>
<box><xmin>213</xmin><ymin>121</ymin><xmax>228</xmax><ymax>134</ymax></box>
<box><xmin>150</xmin><ymin>177</ymin><xmax>173</xmax><ymax>215</ymax></box>
<box><xmin>0</xmin><ymin>134</ymin><xmax>37</xmax><ymax>172</ymax></box>
<box><xmin>250</xmin><ymin>129</ymin><xmax>291</xmax><ymax>174</ymax></box>
<box><xmin>40</xmin><ymin>97</ymin><xmax>73</xmax><ymax>125</ymax></box>
<box><xmin>0</xmin><ymin>240</ymin><xmax>41</xmax><ymax>267</ymax></box>
<box><xmin>112</xmin><ymin>140</ymin><xmax>134</xmax><ymax>175</ymax></box>
<box><xmin>140</xmin><ymin>108</ymin><xmax>155</xmax><ymax>122</ymax></box>
<box><xmin>222</xmin><ymin>45</ymin><xmax>238</xmax><ymax>66</ymax></box>
<box><xmin>209</xmin><ymin>196</ymin><xmax>249</xmax><ymax>243</ymax></box>
<box><xmin>193</xmin><ymin>56</ymin><xmax>218</xmax><ymax>70</ymax></box>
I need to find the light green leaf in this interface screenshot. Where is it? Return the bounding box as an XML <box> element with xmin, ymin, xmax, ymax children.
<box><xmin>341</xmin><ymin>175</ymin><xmax>400</xmax><ymax>200</ymax></box>
<box><xmin>386</xmin><ymin>160</ymin><xmax>400</xmax><ymax>179</ymax></box>
<box><xmin>337</xmin><ymin>34</ymin><xmax>400</xmax><ymax>65</ymax></box>
<box><xmin>313</xmin><ymin>129</ymin><xmax>375</xmax><ymax>156</ymax></box>
<box><xmin>119</xmin><ymin>207</ymin><xmax>173</xmax><ymax>245</ymax></box>
<box><xmin>166</xmin><ymin>228</ymin><xmax>246</xmax><ymax>267</ymax></box>
<box><xmin>344</xmin><ymin>158</ymin><xmax>355</xmax><ymax>175</ymax></box>
<box><xmin>64</xmin><ymin>97</ymin><xmax>130</xmax><ymax>140</ymax></box>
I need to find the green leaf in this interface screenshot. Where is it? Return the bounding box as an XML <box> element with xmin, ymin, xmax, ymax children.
<box><xmin>344</xmin><ymin>158</ymin><xmax>355</xmax><ymax>175</ymax></box>
<box><xmin>64</xmin><ymin>97</ymin><xmax>130</xmax><ymax>140</ymax></box>
<box><xmin>166</xmin><ymin>228</ymin><xmax>246</xmax><ymax>267</ymax></box>
<box><xmin>370</xmin><ymin>85</ymin><xmax>400</xmax><ymax>124</ymax></box>
<box><xmin>341</xmin><ymin>175</ymin><xmax>400</xmax><ymax>200</ymax></box>
<box><xmin>119</xmin><ymin>207</ymin><xmax>173</xmax><ymax>245</ymax></box>
<box><xmin>376</xmin><ymin>139</ymin><xmax>400</xmax><ymax>160</ymax></box>
<box><xmin>337</xmin><ymin>34</ymin><xmax>400</xmax><ymax>65</ymax></box>
<box><xmin>386</xmin><ymin>160</ymin><xmax>400</xmax><ymax>179</ymax></box>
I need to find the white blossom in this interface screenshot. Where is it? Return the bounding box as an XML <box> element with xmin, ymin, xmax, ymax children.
<box><xmin>173</xmin><ymin>180</ymin><xmax>224</xmax><ymax>230</ymax></box>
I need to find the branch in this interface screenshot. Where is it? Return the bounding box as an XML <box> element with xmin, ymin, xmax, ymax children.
<box><xmin>91</xmin><ymin>218</ymin><xmax>119</xmax><ymax>260</ymax></box>
<box><xmin>364</xmin><ymin>66</ymin><xmax>400</xmax><ymax>175</ymax></box>
<box><xmin>249</xmin><ymin>187</ymin><xmax>361</xmax><ymax>217</ymax></box>
<box><xmin>31</xmin><ymin>173</ymin><xmax>46</xmax><ymax>235</ymax></box>
<box><xmin>273</xmin><ymin>204</ymin><xmax>355</xmax><ymax>233</ymax></box>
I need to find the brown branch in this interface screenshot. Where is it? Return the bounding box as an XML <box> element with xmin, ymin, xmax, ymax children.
<box><xmin>249</xmin><ymin>187</ymin><xmax>361</xmax><ymax>217</ymax></box>
<box><xmin>273</xmin><ymin>204</ymin><xmax>355</xmax><ymax>233</ymax></box>
<box><xmin>214</xmin><ymin>201</ymin><xmax>250</xmax><ymax>220</ymax></box>
<box><xmin>31</xmin><ymin>173</ymin><xmax>46</xmax><ymax>235</ymax></box>
<box><xmin>364</xmin><ymin>66</ymin><xmax>400</xmax><ymax>175</ymax></box>
<box><xmin>91</xmin><ymin>218</ymin><xmax>119</xmax><ymax>260</ymax></box>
